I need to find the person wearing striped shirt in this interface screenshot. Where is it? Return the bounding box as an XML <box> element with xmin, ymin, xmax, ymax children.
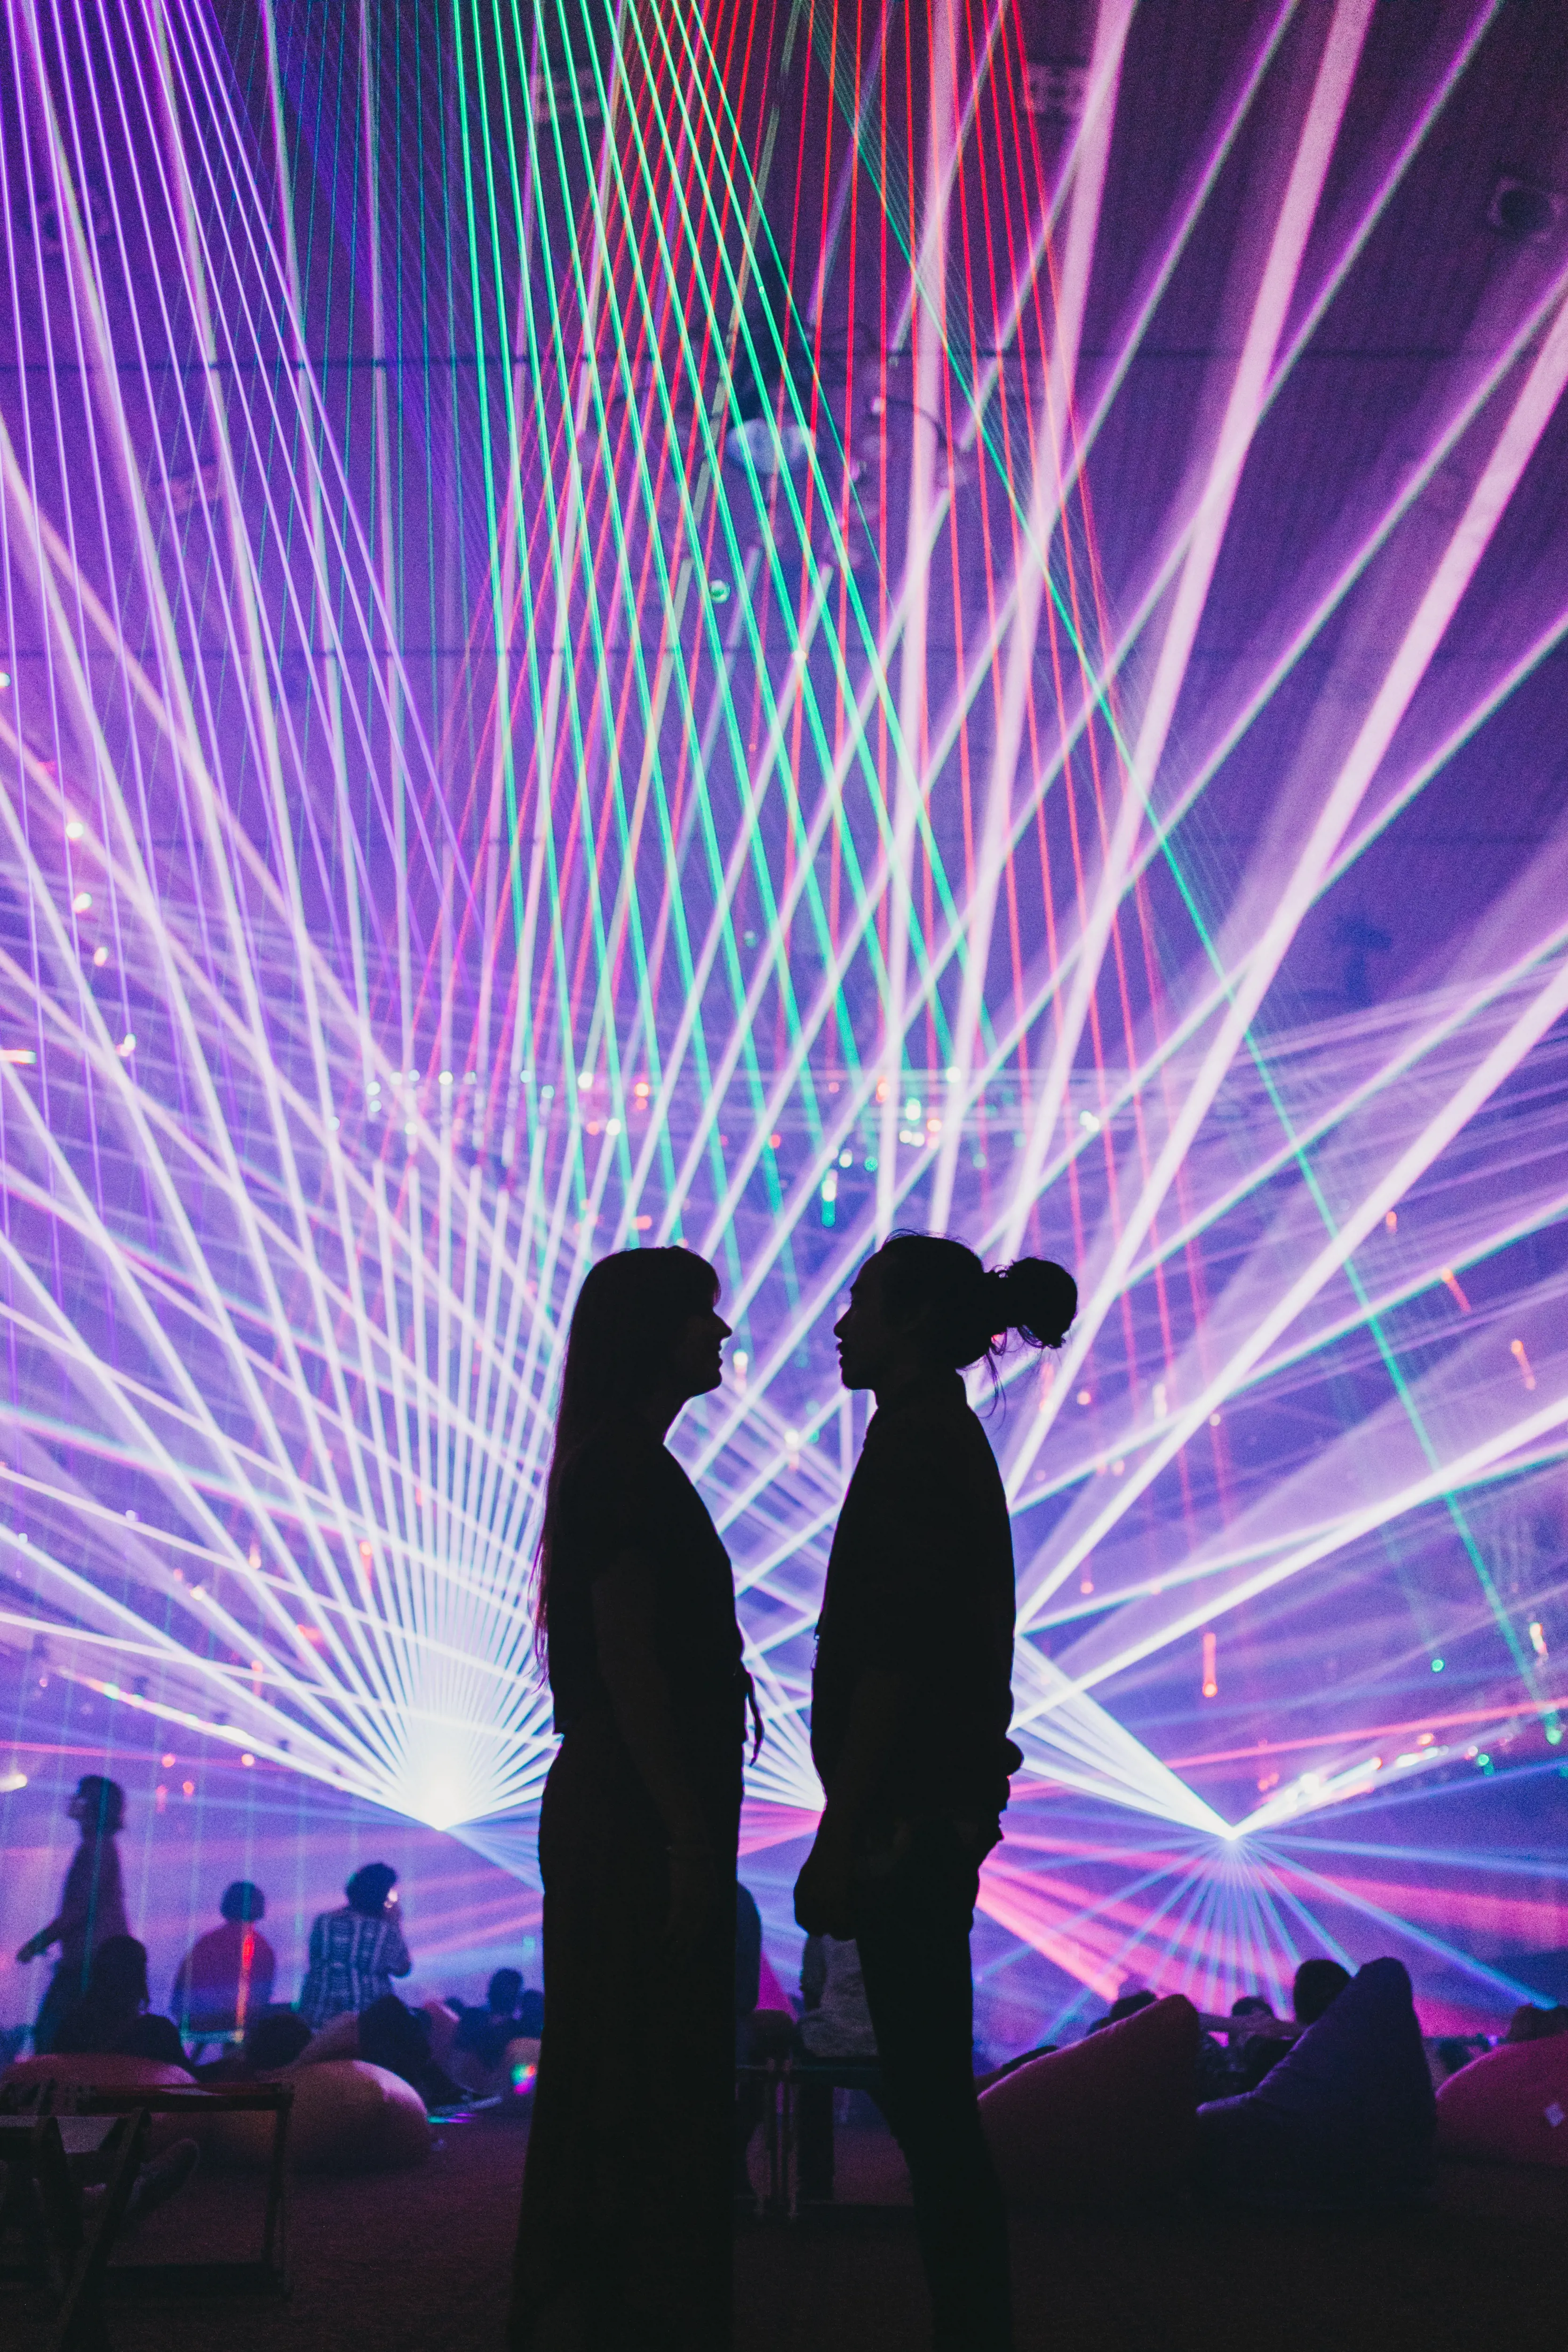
<box><xmin>298</xmin><ymin>1863</ymin><xmax>411</xmax><ymax>2029</ymax></box>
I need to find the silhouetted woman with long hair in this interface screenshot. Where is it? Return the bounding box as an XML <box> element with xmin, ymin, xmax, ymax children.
<box><xmin>796</xmin><ymin>1234</ymin><xmax>1076</xmax><ymax>2352</ymax></box>
<box><xmin>510</xmin><ymin>1247</ymin><xmax>751</xmax><ymax>2352</ymax></box>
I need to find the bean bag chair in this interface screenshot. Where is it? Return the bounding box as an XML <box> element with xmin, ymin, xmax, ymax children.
<box><xmin>2</xmin><ymin>2053</ymin><xmax>198</xmax><ymax>2102</ymax></box>
<box><xmin>1194</xmin><ymin>1957</ymin><xmax>1435</xmax><ymax>2211</ymax></box>
<box><xmin>294</xmin><ymin>2011</ymin><xmax>361</xmax><ymax>2066</ymax></box>
<box><xmin>1436</xmin><ymin>2034</ymin><xmax>1568</xmax><ymax>2168</ymax></box>
<box><xmin>207</xmin><ymin>2060</ymin><xmax>430</xmax><ymax>2175</ymax></box>
<box><xmin>421</xmin><ymin>2000</ymin><xmax>460</xmax><ymax>2070</ymax></box>
<box><xmin>979</xmin><ymin>1994</ymin><xmax>1200</xmax><ymax>2209</ymax></box>
<box><xmin>1</xmin><ymin>2052</ymin><xmax>207</xmax><ymax>2153</ymax></box>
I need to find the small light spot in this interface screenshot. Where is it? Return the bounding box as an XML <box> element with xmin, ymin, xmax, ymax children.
<box><xmin>439</xmin><ymin>1070</ymin><xmax>454</xmax><ymax>1087</ymax></box>
<box><xmin>72</xmin><ymin>890</ymin><xmax>92</xmax><ymax>913</ymax></box>
<box><xmin>65</xmin><ymin>819</ymin><xmax>85</xmax><ymax>841</ymax></box>
<box><xmin>1076</xmin><ymin>1389</ymin><xmax>1091</xmax><ymax>1407</ymax></box>
<box><xmin>240</xmin><ymin>1753</ymin><xmax>255</xmax><ymax>1768</ymax></box>
<box><xmin>92</xmin><ymin>945</ymin><xmax>109</xmax><ymax>966</ymax></box>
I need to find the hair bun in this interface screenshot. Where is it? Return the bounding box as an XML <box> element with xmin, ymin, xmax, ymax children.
<box><xmin>990</xmin><ymin>1257</ymin><xmax>1077</xmax><ymax>1350</ymax></box>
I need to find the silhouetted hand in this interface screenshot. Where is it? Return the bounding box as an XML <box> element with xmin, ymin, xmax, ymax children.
<box><xmin>16</xmin><ymin>1933</ymin><xmax>47</xmax><ymax>1963</ymax></box>
<box><xmin>666</xmin><ymin>1845</ymin><xmax>715</xmax><ymax>1955</ymax></box>
<box><xmin>794</xmin><ymin>1818</ymin><xmax>855</xmax><ymax>1940</ymax></box>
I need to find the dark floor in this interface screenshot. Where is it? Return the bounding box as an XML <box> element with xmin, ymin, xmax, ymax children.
<box><xmin>6</xmin><ymin>2110</ymin><xmax>1566</xmax><ymax>2352</ymax></box>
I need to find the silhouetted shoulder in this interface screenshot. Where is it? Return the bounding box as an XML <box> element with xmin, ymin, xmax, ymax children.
<box><xmin>553</xmin><ymin>1418</ymin><xmax>665</xmax><ymax>1565</ymax></box>
<box><xmin>866</xmin><ymin>1375</ymin><xmax>1003</xmax><ymax>1504</ymax></box>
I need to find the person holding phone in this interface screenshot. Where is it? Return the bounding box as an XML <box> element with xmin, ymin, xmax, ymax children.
<box><xmin>297</xmin><ymin>1862</ymin><xmax>410</xmax><ymax>2028</ymax></box>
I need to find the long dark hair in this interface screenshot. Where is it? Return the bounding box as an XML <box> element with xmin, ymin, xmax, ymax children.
<box><xmin>876</xmin><ymin>1232</ymin><xmax>1076</xmax><ymax>1377</ymax></box>
<box><xmin>532</xmin><ymin>1247</ymin><xmax>720</xmax><ymax>1661</ymax></box>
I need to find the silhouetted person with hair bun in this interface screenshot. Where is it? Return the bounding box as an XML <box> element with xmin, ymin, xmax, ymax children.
<box><xmin>16</xmin><ymin>1775</ymin><xmax>130</xmax><ymax>2055</ymax></box>
<box><xmin>797</xmin><ymin>1232</ymin><xmax>1076</xmax><ymax>2352</ymax></box>
<box><xmin>298</xmin><ymin>1861</ymin><xmax>410</xmax><ymax>2028</ymax></box>
<box><xmin>510</xmin><ymin>1247</ymin><xmax>755</xmax><ymax>2352</ymax></box>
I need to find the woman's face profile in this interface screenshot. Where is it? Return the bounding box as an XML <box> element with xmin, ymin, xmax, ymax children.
<box><xmin>667</xmin><ymin>1300</ymin><xmax>733</xmax><ymax>1402</ymax></box>
<box><xmin>834</xmin><ymin>1255</ymin><xmax>897</xmax><ymax>1390</ymax></box>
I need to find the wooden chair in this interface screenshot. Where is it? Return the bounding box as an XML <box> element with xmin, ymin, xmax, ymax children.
<box><xmin>0</xmin><ymin>2105</ymin><xmax>150</xmax><ymax>2352</ymax></box>
<box><xmin>77</xmin><ymin>2084</ymin><xmax>292</xmax><ymax>2302</ymax></box>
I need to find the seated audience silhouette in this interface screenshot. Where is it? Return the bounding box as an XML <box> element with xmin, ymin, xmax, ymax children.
<box><xmin>1293</xmin><ymin>1957</ymin><xmax>1350</xmax><ymax>2026</ymax></box>
<box><xmin>194</xmin><ymin>2006</ymin><xmax>313</xmax><ymax>2082</ymax></box>
<box><xmin>358</xmin><ymin>1993</ymin><xmax>466</xmax><ymax>2109</ymax></box>
<box><xmin>298</xmin><ymin>1863</ymin><xmax>411</xmax><ymax>2028</ymax></box>
<box><xmin>1503</xmin><ymin>2001</ymin><xmax>1568</xmax><ymax>2043</ymax></box>
<box><xmin>454</xmin><ymin>1967</ymin><xmax>544</xmax><ymax>2066</ymax></box>
<box><xmin>1195</xmin><ymin>1956</ymin><xmax>1436</xmax><ymax>2210</ymax></box>
<box><xmin>53</xmin><ymin>1935</ymin><xmax>186</xmax><ymax>2066</ymax></box>
<box><xmin>171</xmin><ymin>1881</ymin><xmax>276</xmax><ymax>2038</ymax></box>
<box><xmin>1086</xmin><ymin>1988</ymin><xmax>1157</xmax><ymax>2036</ymax></box>
<box><xmin>1227</xmin><ymin>1991</ymin><xmax>1293</xmax><ymax>2091</ymax></box>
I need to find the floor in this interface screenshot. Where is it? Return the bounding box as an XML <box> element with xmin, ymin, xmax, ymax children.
<box><xmin>6</xmin><ymin>2108</ymin><xmax>1565</xmax><ymax>2352</ymax></box>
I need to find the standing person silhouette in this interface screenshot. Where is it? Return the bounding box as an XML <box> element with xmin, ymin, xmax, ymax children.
<box><xmin>297</xmin><ymin>1863</ymin><xmax>410</xmax><ymax>2029</ymax></box>
<box><xmin>796</xmin><ymin>1235</ymin><xmax>1076</xmax><ymax>2352</ymax></box>
<box><xmin>510</xmin><ymin>1248</ymin><xmax>755</xmax><ymax>2352</ymax></box>
<box><xmin>16</xmin><ymin>1775</ymin><xmax>131</xmax><ymax>2055</ymax></box>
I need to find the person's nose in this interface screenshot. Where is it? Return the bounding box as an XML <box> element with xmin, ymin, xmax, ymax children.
<box><xmin>716</xmin><ymin>1316</ymin><xmax>733</xmax><ymax>1340</ymax></box>
<box><xmin>833</xmin><ymin>1313</ymin><xmax>848</xmax><ymax>1340</ymax></box>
